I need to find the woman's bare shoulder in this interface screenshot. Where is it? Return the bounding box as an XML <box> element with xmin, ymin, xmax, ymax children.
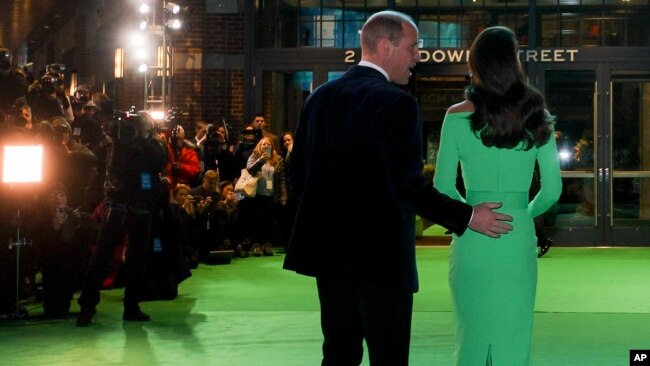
<box><xmin>447</xmin><ymin>100</ymin><xmax>475</xmax><ymax>114</ymax></box>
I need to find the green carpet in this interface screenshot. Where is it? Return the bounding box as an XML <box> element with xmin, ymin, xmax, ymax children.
<box><xmin>1</xmin><ymin>247</ymin><xmax>649</xmax><ymax>365</ymax></box>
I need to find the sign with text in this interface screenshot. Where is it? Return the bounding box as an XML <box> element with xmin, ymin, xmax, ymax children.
<box><xmin>343</xmin><ymin>48</ymin><xmax>579</xmax><ymax>64</ymax></box>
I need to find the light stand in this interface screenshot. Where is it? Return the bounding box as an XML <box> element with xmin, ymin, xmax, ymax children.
<box><xmin>2</xmin><ymin>145</ymin><xmax>43</xmax><ymax>319</ymax></box>
<box><xmin>8</xmin><ymin>208</ymin><xmax>32</xmax><ymax>319</ymax></box>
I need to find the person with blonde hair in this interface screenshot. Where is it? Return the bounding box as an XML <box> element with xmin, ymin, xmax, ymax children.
<box><xmin>244</xmin><ymin>136</ymin><xmax>287</xmax><ymax>256</ymax></box>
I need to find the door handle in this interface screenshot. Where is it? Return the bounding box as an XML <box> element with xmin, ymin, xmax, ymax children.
<box><xmin>597</xmin><ymin>168</ymin><xmax>610</xmax><ymax>183</ymax></box>
<box><xmin>598</xmin><ymin>168</ymin><xmax>603</xmax><ymax>182</ymax></box>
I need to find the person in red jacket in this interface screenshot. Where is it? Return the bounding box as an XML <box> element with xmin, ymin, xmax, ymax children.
<box><xmin>163</xmin><ymin>125</ymin><xmax>201</xmax><ymax>187</ymax></box>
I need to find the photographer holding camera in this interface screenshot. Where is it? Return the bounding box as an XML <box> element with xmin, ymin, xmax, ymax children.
<box><xmin>26</xmin><ymin>72</ymin><xmax>65</xmax><ymax>123</ymax></box>
<box><xmin>47</xmin><ymin>116</ymin><xmax>99</xmax><ymax>211</ymax></box>
<box><xmin>76</xmin><ymin>110</ymin><xmax>168</xmax><ymax>327</ymax></box>
<box><xmin>0</xmin><ymin>47</ymin><xmax>28</xmax><ymax>113</ymax></box>
<box><xmin>46</xmin><ymin>64</ymin><xmax>74</xmax><ymax>122</ymax></box>
<box><xmin>188</xmin><ymin>170</ymin><xmax>226</xmax><ymax>261</ymax></box>
<box><xmin>71</xmin><ymin>84</ymin><xmax>92</xmax><ymax>119</ymax></box>
<box><xmin>34</xmin><ymin>183</ymin><xmax>98</xmax><ymax>318</ymax></box>
<box><xmin>162</xmin><ymin>124</ymin><xmax>201</xmax><ymax>188</ymax></box>
<box><xmin>199</xmin><ymin>122</ymin><xmax>237</xmax><ymax>181</ymax></box>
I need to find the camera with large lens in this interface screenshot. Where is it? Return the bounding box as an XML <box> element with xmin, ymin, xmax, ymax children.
<box><xmin>165</xmin><ymin>106</ymin><xmax>187</xmax><ymax>127</ymax></box>
<box><xmin>205</xmin><ymin>124</ymin><xmax>218</xmax><ymax>141</ymax></box>
<box><xmin>105</xmin><ymin>110</ymin><xmax>139</xmax><ymax>145</ymax></box>
<box><xmin>57</xmin><ymin>206</ymin><xmax>73</xmax><ymax>220</ymax></box>
<box><xmin>46</xmin><ymin>63</ymin><xmax>66</xmax><ymax>75</ymax></box>
<box><xmin>39</xmin><ymin>72</ymin><xmax>62</xmax><ymax>95</ymax></box>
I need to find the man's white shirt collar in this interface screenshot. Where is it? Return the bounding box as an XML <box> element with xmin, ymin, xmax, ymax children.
<box><xmin>358</xmin><ymin>61</ymin><xmax>389</xmax><ymax>81</ymax></box>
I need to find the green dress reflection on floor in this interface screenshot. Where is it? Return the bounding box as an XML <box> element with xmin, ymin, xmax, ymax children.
<box><xmin>434</xmin><ymin>111</ymin><xmax>562</xmax><ymax>366</ymax></box>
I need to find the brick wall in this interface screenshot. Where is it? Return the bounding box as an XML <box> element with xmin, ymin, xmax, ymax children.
<box><xmin>115</xmin><ymin>0</ymin><xmax>246</xmax><ymax>137</ymax></box>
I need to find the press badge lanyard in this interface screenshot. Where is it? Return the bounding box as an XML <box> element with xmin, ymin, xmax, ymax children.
<box><xmin>141</xmin><ymin>173</ymin><xmax>152</xmax><ymax>190</ymax></box>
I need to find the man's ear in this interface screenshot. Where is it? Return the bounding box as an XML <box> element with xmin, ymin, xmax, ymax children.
<box><xmin>378</xmin><ymin>38</ymin><xmax>393</xmax><ymax>57</ymax></box>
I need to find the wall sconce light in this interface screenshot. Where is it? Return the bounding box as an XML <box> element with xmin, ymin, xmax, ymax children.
<box><xmin>156</xmin><ymin>46</ymin><xmax>172</xmax><ymax>77</ymax></box>
<box><xmin>68</xmin><ymin>73</ymin><xmax>78</xmax><ymax>96</ymax></box>
<box><xmin>114</xmin><ymin>48</ymin><xmax>124</xmax><ymax>78</ymax></box>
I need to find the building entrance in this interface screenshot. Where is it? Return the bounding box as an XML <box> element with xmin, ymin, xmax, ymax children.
<box><xmin>413</xmin><ymin>64</ymin><xmax>650</xmax><ymax>246</ymax></box>
<box><xmin>256</xmin><ymin>61</ymin><xmax>650</xmax><ymax>246</ymax></box>
<box><xmin>541</xmin><ymin>65</ymin><xmax>650</xmax><ymax>246</ymax></box>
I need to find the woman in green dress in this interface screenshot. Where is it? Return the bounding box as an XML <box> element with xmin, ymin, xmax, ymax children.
<box><xmin>433</xmin><ymin>26</ymin><xmax>562</xmax><ymax>365</ymax></box>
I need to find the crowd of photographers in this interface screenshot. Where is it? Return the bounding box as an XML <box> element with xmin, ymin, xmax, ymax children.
<box><xmin>0</xmin><ymin>48</ymin><xmax>296</xmax><ymax>323</ymax></box>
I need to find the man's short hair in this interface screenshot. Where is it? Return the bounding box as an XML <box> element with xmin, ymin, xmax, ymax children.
<box><xmin>203</xmin><ymin>170</ymin><xmax>219</xmax><ymax>181</ymax></box>
<box><xmin>361</xmin><ymin>11</ymin><xmax>416</xmax><ymax>53</ymax></box>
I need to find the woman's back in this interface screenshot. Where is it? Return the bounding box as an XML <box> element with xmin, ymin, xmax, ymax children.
<box><xmin>436</xmin><ymin>111</ymin><xmax>539</xmax><ymax>195</ymax></box>
<box><xmin>434</xmin><ymin>102</ymin><xmax>561</xmax><ymax>366</ymax></box>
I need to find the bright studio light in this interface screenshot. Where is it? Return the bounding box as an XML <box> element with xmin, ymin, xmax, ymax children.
<box><xmin>139</xmin><ymin>20</ymin><xmax>148</xmax><ymax>31</ymax></box>
<box><xmin>139</xmin><ymin>3</ymin><xmax>150</xmax><ymax>14</ymax></box>
<box><xmin>129</xmin><ymin>32</ymin><xmax>147</xmax><ymax>47</ymax></box>
<box><xmin>135</xmin><ymin>48</ymin><xmax>148</xmax><ymax>60</ymax></box>
<box><xmin>558</xmin><ymin>149</ymin><xmax>572</xmax><ymax>162</ymax></box>
<box><xmin>167</xmin><ymin>19</ymin><xmax>183</xmax><ymax>30</ymax></box>
<box><xmin>2</xmin><ymin>145</ymin><xmax>44</xmax><ymax>183</ymax></box>
<box><xmin>150</xmin><ymin>110</ymin><xmax>165</xmax><ymax>121</ymax></box>
<box><xmin>138</xmin><ymin>63</ymin><xmax>149</xmax><ymax>73</ymax></box>
<box><xmin>166</xmin><ymin>2</ymin><xmax>181</xmax><ymax>14</ymax></box>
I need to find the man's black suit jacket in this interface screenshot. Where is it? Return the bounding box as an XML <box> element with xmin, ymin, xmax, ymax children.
<box><xmin>283</xmin><ymin>65</ymin><xmax>472</xmax><ymax>292</ymax></box>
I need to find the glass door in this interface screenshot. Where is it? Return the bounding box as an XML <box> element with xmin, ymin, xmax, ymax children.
<box><xmin>607</xmin><ymin>74</ymin><xmax>650</xmax><ymax>245</ymax></box>
<box><xmin>254</xmin><ymin>67</ymin><xmax>347</xmax><ymax>137</ymax></box>
<box><xmin>542</xmin><ymin>66</ymin><xmax>650</xmax><ymax>246</ymax></box>
<box><xmin>543</xmin><ymin>68</ymin><xmax>602</xmax><ymax>245</ymax></box>
<box><xmin>258</xmin><ymin>70</ymin><xmax>313</xmax><ymax>136</ymax></box>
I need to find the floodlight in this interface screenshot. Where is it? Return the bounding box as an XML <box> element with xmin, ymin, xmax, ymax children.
<box><xmin>139</xmin><ymin>3</ymin><xmax>150</xmax><ymax>14</ymax></box>
<box><xmin>2</xmin><ymin>145</ymin><xmax>43</xmax><ymax>184</ymax></box>
<box><xmin>129</xmin><ymin>32</ymin><xmax>146</xmax><ymax>47</ymax></box>
<box><xmin>135</xmin><ymin>48</ymin><xmax>148</xmax><ymax>60</ymax></box>
<box><xmin>139</xmin><ymin>20</ymin><xmax>148</xmax><ymax>31</ymax></box>
<box><xmin>166</xmin><ymin>2</ymin><xmax>181</xmax><ymax>14</ymax></box>
<box><xmin>167</xmin><ymin>18</ymin><xmax>183</xmax><ymax>30</ymax></box>
<box><xmin>138</xmin><ymin>63</ymin><xmax>149</xmax><ymax>73</ymax></box>
<box><xmin>3</xmin><ymin>144</ymin><xmax>44</xmax><ymax>320</ymax></box>
<box><xmin>150</xmin><ymin>110</ymin><xmax>165</xmax><ymax>121</ymax></box>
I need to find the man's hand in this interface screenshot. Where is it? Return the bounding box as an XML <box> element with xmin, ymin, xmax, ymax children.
<box><xmin>468</xmin><ymin>202</ymin><xmax>513</xmax><ymax>238</ymax></box>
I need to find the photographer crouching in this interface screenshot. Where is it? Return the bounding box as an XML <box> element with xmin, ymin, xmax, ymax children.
<box><xmin>76</xmin><ymin>110</ymin><xmax>168</xmax><ymax>327</ymax></box>
<box><xmin>34</xmin><ymin>183</ymin><xmax>98</xmax><ymax>318</ymax></box>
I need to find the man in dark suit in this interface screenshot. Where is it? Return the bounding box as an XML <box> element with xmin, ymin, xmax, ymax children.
<box><xmin>283</xmin><ymin>10</ymin><xmax>513</xmax><ymax>366</ymax></box>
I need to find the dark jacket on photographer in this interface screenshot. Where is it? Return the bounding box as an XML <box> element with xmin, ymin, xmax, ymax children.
<box><xmin>0</xmin><ymin>65</ymin><xmax>28</xmax><ymax>113</ymax></box>
<box><xmin>76</xmin><ymin>112</ymin><xmax>169</xmax><ymax>320</ymax></box>
<box><xmin>233</xmin><ymin>133</ymin><xmax>258</xmax><ymax>178</ymax></box>
<box><xmin>200</xmin><ymin>125</ymin><xmax>237</xmax><ymax>182</ymax></box>
<box><xmin>26</xmin><ymin>80</ymin><xmax>64</xmax><ymax>123</ymax></box>
<box><xmin>71</xmin><ymin>110</ymin><xmax>103</xmax><ymax>151</ymax></box>
<box><xmin>188</xmin><ymin>171</ymin><xmax>227</xmax><ymax>259</ymax></box>
<box><xmin>104</xmin><ymin>118</ymin><xmax>168</xmax><ymax>212</ymax></box>
<box><xmin>34</xmin><ymin>184</ymin><xmax>98</xmax><ymax>317</ymax></box>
